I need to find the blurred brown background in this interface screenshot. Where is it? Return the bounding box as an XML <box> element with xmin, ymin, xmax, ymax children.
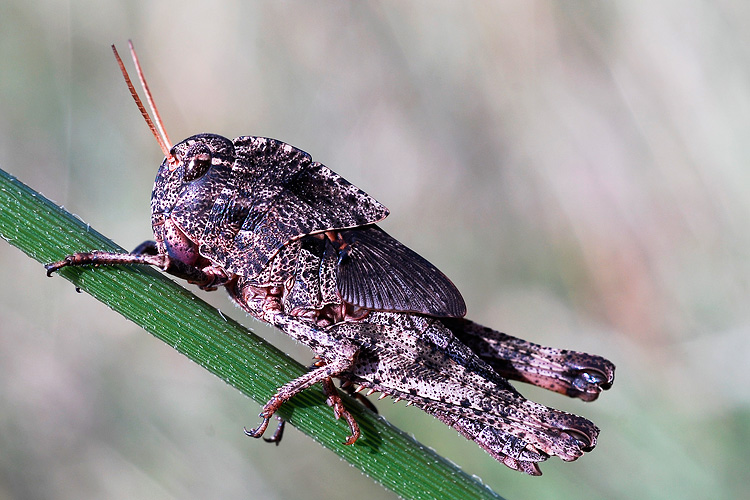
<box><xmin>1</xmin><ymin>2</ymin><xmax>748</xmax><ymax>499</ymax></box>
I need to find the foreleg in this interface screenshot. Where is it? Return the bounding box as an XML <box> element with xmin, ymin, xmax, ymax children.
<box><xmin>45</xmin><ymin>241</ymin><xmax>228</xmax><ymax>289</ymax></box>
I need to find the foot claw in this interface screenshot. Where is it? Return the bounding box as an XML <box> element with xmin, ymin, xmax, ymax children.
<box><xmin>262</xmin><ymin>417</ymin><xmax>286</xmax><ymax>445</ymax></box>
<box><xmin>244</xmin><ymin>416</ymin><xmax>271</xmax><ymax>439</ymax></box>
<box><xmin>322</xmin><ymin>378</ymin><xmax>361</xmax><ymax>445</ymax></box>
<box><xmin>45</xmin><ymin>260</ymin><xmax>67</xmax><ymax>276</ymax></box>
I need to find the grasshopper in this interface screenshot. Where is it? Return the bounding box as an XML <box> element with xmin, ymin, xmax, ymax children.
<box><xmin>46</xmin><ymin>42</ymin><xmax>614</xmax><ymax>475</ymax></box>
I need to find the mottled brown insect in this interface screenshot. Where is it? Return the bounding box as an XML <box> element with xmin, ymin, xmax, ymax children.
<box><xmin>46</xmin><ymin>42</ymin><xmax>614</xmax><ymax>475</ymax></box>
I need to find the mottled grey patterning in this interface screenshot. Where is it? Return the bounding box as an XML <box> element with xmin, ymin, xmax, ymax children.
<box><xmin>47</xmin><ymin>133</ymin><xmax>614</xmax><ymax>475</ymax></box>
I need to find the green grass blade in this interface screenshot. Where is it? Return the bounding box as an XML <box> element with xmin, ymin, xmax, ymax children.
<box><xmin>0</xmin><ymin>168</ymin><xmax>505</xmax><ymax>500</ymax></box>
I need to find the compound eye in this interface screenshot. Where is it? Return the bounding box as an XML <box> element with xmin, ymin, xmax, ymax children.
<box><xmin>183</xmin><ymin>143</ymin><xmax>212</xmax><ymax>181</ymax></box>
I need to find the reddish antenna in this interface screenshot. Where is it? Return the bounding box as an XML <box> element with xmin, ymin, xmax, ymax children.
<box><xmin>112</xmin><ymin>41</ymin><xmax>177</xmax><ymax>167</ymax></box>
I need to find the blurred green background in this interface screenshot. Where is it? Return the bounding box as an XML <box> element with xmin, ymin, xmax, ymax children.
<box><xmin>2</xmin><ymin>1</ymin><xmax>749</xmax><ymax>499</ymax></box>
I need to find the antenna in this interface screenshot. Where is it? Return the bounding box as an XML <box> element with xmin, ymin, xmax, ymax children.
<box><xmin>112</xmin><ymin>42</ymin><xmax>176</xmax><ymax>166</ymax></box>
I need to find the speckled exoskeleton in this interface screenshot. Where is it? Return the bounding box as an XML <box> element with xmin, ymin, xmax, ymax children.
<box><xmin>46</xmin><ymin>43</ymin><xmax>614</xmax><ymax>475</ymax></box>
